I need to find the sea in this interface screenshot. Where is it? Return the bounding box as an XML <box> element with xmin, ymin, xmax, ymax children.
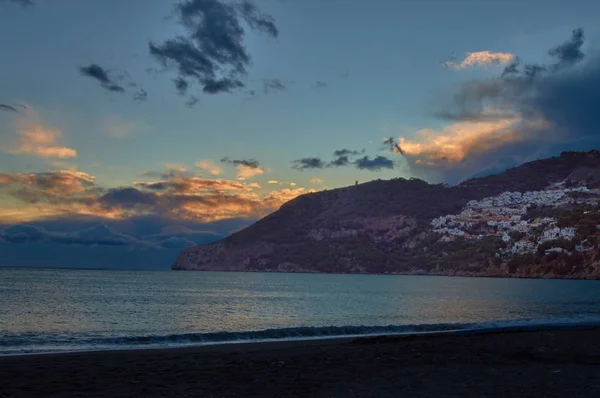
<box><xmin>2</xmin><ymin>267</ymin><xmax>600</xmax><ymax>355</ymax></box>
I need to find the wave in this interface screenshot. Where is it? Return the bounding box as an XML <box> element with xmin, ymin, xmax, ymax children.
<box><xmin>3</xmin><ymin>317</ymin><xmax>600</xmax><ymax>355</ymax></box>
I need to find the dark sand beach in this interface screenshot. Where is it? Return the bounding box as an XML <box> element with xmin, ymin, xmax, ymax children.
<box><xmin>1</xmin><ymin>330</ymin><xmax>600</xmax><ymax>397</ymax></box>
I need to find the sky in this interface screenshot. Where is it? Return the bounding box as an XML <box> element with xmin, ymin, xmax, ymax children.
<box><xmin>1</xmin><ymin>0</ymin><xmax>600</xmax><ymax>269</ymax></box>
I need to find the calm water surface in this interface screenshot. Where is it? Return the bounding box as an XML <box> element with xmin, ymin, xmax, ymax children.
<box><xmin>1</xmin><ymin>268</ymin><xmax>600</xmax><ymax>354</ymax></box>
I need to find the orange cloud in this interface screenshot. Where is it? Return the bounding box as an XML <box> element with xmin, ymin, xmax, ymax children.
<box><xmin>3</xmin><ymin>120</ymin><xmax>77</xmax><ymax>159</ymax></box>
<box><xmin>0</xmin><ymin>169</ymin><xmax>315</xmax><ymax>225</ymax></box>
<box><xmin>236</xmin><ymin>164</ymin><xmax>264</xmax><ymax>180</ymax></box>
<box><xmin>444</xmin><ymin>51</ymin><xmax>515</xmax><ymax>70</ymax></box>
<box><xmin>397</xmin><ymin>110</ymin><xmax>549</xmax><ymax>166</ymax></box>
<box><xmin>195</xmin><ymin>160</ymin><xmax>223</xmax><ymax>176</ymax></box>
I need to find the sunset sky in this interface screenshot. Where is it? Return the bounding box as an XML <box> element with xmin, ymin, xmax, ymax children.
<box><xmin>1</xmin><ymin>0</ymin><xmax>599</xmax><ymax>268</ymax></box>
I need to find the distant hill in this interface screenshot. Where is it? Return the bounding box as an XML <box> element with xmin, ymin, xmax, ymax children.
<box><xmin>173</xmin><ymin>150</ymin><xmax>600</xmax><ymax>279</ymax></box>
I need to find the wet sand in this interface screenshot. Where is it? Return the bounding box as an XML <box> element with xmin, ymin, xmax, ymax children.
<box><xmin>1</xmin><ymin>330</ymin><xmax>600</xmax><ymax>397</ymax></box>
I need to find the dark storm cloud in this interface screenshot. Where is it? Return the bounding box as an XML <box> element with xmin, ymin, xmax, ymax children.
<box><xmin>0</xmin><ymin>104</ymin><xmax>18</xmax><ymax>112</ymax></box>
<box><xmin>220</xmin><ymin>157</ymin><xmax>260</xmax><ymax>168</ymax></box>
<box><xmin>292</xmin><ymin>157</ymin><xmax>326</xmax><ymax>170</ymax></box>
<box><xmin>78</xmin><ymin>64</ymin><xmax>126</xmax><ymax>93</ymax></box>
<box><xmin>354</xmin><ymin>155</ymin><xmax>394</xmax><ymax>171</ymax></box>
<box><xmin>395</xmin><ymin>28</ymin><xmax>600</xmax><ymax>184</ymax></box>
<box><xmin>263</xmin><ymin>78</ymin><xmax>286</xmax><ymax>94</ymax></box>
<box><xmin>149</xmin><ymin>0</ymin><xmax>278</xmax><ymax>96</ymax></box>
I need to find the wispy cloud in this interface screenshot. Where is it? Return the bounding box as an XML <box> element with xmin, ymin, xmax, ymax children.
<box><xmin>195</xmin><ymin>160</ymin><xmax>222</xmax><ymax>176</ymax></box>
<box><xmin>263</xmin><ymin>78</ymin><xmax>287</xmax><ymax>94</ymax></box>
<box><xmin>0</xmin><ymin>104</ymin><xmax>18</xmax><ymax>113</ymax></box>
<box><xmin>4</xmin><ymin>124</ymin><xmax>76</xmax><ymax>159</ymax></box>
<box><xmin>444</xmin><ymin>51</ymin><xmax>515</xmax><ymax>70</ymax></box>
<box><xmin>133</xmin><ymin>89</ymin><xmax>148</xmax><ymax>102</ymax></box>
<box><xmin>78</xmin><ymin>64</ymin><xmax>125</xmax><ymax>93</ymax></box>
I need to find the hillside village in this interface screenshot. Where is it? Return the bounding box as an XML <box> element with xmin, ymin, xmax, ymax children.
<box><xmin>430</xmin><ymin>183</ymin><xmax>599</xmax><ymax>257</ymax></box>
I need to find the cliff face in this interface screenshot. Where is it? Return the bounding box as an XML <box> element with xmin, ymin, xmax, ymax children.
<box><xmin>173</xmin><ymin>150</ymin><xmax>600</xmax><ymax>279</ymax></box>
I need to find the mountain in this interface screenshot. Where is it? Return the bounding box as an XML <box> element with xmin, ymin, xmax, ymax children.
<box><xmin>173</xmin><ymin>150</ymin><xmax>600</xmax><ymax>279</ymax></box>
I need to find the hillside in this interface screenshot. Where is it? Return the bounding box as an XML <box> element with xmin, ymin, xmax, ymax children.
<box><xmin>173</xmin><ymin>150</ymin><xmax>600</xmax><ymax>279</ymax></box>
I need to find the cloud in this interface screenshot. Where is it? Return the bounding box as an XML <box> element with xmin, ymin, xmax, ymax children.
<box><xmin>354</xmin><ymin>155</ymin><xmax>394</xmax><ymax>171</ymax></box>
<box><xmin>444</xmin><ymin>51</ymin><xmax>515</xmax><ymax>70</ymax></box>
<box><xmin>133</xmin><ymin>89</ymin><xmax>148</xmax><ymax>102</ymax></box>
<box><xmin>4</xmin><ymin>124</ymin><xmax>77</xmax><ymax>159</ymax></box>
<box><xmin>293</xmin><ymin>149</ymin><xmax>390</xmax><ymax>171</ymax></box>
<box><xmin>310</xmin><ymin>177</ymin><xmax>324</xmax><ymax>184</ymax></box>
<box><xmin>220</xmin><ymin>157</ymin><xmax>264</xmax><ymax>180</ymax></box>
<box><xmin>394</xmin><ymin>113</ymin><xmax>548</xmax><ymax>168</ymax></box>
<box><xmin>149</xmin><ymin>0</ymin><xmax>278</xmax><ymax>96</ymax></box>
<box><xmin>549</xmin><ymin>28</ymin><xmax>584</xmax><ymax>70</ymax></box>
<box><xmin>383</xmin><ymin>137</ymin><xmax>404</xmax><ymax>155</ymax></box>
<box><xmin>220</xmin><ymin>157</ymin><xmax>260</xmax><ymax>168</ymax></box>
<box><xmin>235</xmin><ymin>164</ymin><xmax>265</xmax><ymax>180</ymax></box>
<box><xmin>79</xmin><ymin>64</ymin><xmax>125</xmax><ymax>93</ymax></box>
<box><xmin>0</xmin><ymin>104</ymin><xmax>18</xmax><ymax>112</ymax></box>
<box><xmin>196</xmin><ymin>159</ymin><xmax>222</xmax><ymax>176</ymax></box>
<box><xmin>313</xmin><ymin>81</ymin><xmax>327</xmax><ymax>89</ymax></box>
<box><xmin>340</xmin><ymin>71</ymin><xmax>349</xmax><ymax>78</ymax></box>
<box><xmin>292</xmin><ymin>157</ymin><xmax>326</xmax><ymax>170</ymax></box>
<box><xmin>186</xmin><ymin>96</ymin><xmax>199</xmax><ymax>107</ymax></box>
<box><xmin>267</xmin><ymin>180</ymin><xmax>279</xmax><ymax>184</ymax></box>
<box><xmin>163</xmin><ymin>163</ymin><xmax>187</xmax><ymax>173</ymax></box>
<box><xmin>263</xmin><ymin>78</ymin><xmax>287</xmax><ymax>94</ymax></box>
<box><xmin>333</xmin><ymin>149</ymin><xmax>363</xmax><ymax>157</ymax></box>
<box><xmin>387</xmin><ymin>28</ymin><xmax>599</xmax><ymax>183</ymax></box>
<box><xmin>0</xmin><ymin>168</ymin><xmax>315</xmax><ymax>226</ymax></box>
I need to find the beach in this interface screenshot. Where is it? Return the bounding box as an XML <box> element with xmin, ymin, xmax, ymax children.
<box><xmin>1</xmin><ymin>329</ymin><xmax>600</xmax><ymax>397</ymax></box>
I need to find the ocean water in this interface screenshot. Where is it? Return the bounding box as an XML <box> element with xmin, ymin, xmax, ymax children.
<box><xmin>1</xmin><ymin>268</ymin><xmax>600</xmax><ymax>355</ymax></box>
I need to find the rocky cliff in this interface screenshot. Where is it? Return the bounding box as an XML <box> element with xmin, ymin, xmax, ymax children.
<box><xmin>173</xmin><ymin>150</ymin><xmax>600</xmax><ymax>279</ymax></box>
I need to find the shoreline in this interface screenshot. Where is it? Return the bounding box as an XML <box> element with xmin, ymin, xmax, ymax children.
<box><xmin>2</xmin><ymin>328</ymin><xmax>600</xmax><ymax>397</ymax></box>
<box><xmin>175</xmin><ymin>267</ymin><xmax>600</xmax><ymax>280</ymax></box>
<box><xmin>5</xmin><ymin>266</ymin><xmax>600</xmax><ymax>280</ymax></box>
<box><xmin>4</xmin><ymin>320</ymin><xmax>600</xmax><ymax>358</ymax></box>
